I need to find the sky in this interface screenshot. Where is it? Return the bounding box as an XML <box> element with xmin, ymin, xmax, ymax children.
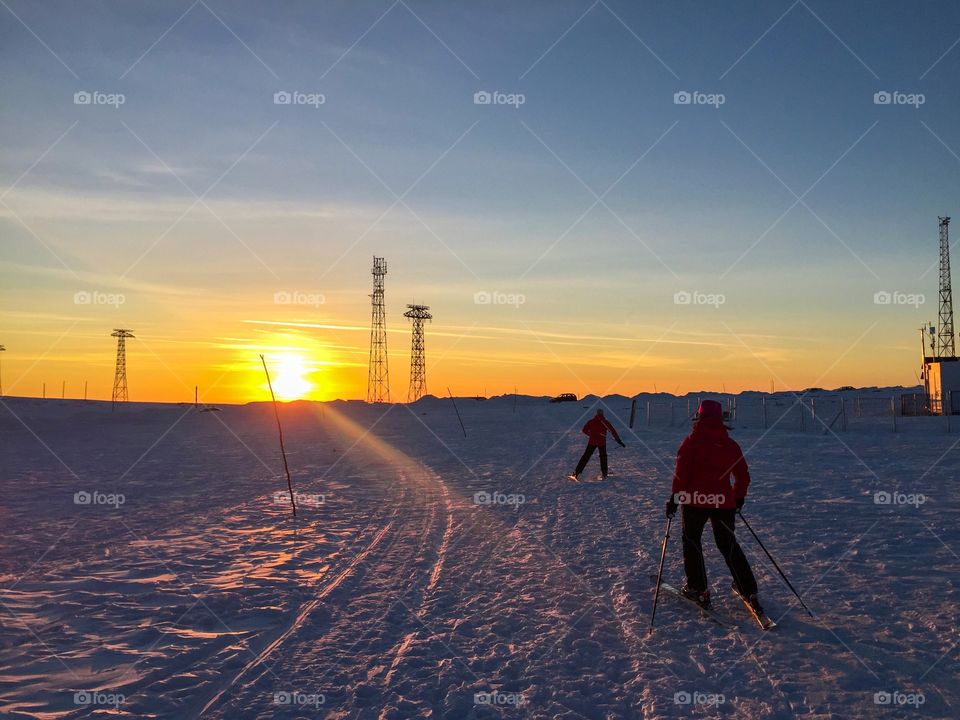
<box><xmin>2</xmin><ymin>0</ymin><xmax>960</xmax><ymax>403</ymax></box>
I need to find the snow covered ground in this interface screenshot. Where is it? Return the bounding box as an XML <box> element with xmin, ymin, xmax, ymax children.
<box><xmin>1</xmin><ymin>392</ymin><xmax>957</xmax><ymax>719</ymax></box>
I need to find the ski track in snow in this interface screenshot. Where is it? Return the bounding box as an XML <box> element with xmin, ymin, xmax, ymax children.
<box><xmin>1</xmin><ymin>395</ymin><xmax>958</xmax><ymax>718</ymax></box>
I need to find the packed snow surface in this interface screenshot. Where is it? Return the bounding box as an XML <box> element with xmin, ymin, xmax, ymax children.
<box><xmin>0</xmin><ymin>392</ymin><xmax>957</xmax><ymax>718</ymax></box>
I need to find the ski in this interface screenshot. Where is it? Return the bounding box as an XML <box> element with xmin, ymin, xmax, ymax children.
<box><xmin>649</xmin><ymin>575</ymin><xmax>736</xmax><ymax>628</ymax></box>
<box><xmin>732</xmin><ymin>587</ymin><xmax>778</xmax><ymax>630</ymax></box>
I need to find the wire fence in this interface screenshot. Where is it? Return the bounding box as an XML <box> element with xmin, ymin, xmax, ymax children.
<box><xmin>627</xmin><ymin>394</ymin><xmax>956</xmax><ymax>433</ymax></box>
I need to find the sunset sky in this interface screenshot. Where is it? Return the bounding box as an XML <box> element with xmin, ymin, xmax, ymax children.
<box><xmin>3</xmin><ymin>1</ymin><xmax>960</xmax><ymax>403</ymax></box>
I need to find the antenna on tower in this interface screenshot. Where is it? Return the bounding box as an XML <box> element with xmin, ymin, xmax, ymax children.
<box><xmin>937</xmin><ymin>216</ymin><xmax>955</xmax><ymax>358</ymax></box>
<box><xmin>111</xmin><ymin>329</ymin><xmax>134</xmax><ymax>408</ymax></box>
<box><xmin>404</xmin><ymin>304</ymin><xmax>432</xmax><ymax>402</ymax></box>
<box><xmin>367</xmin><ymin>256</ymin><xmax>390</xmax><ymax>403</ymax></box>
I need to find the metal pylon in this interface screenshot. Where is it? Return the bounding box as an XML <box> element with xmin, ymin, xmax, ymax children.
<box><xmin>404</xmin><ymin>304</ymin><xmax>431</xmax><ymax>402</ymax></box>
<box><xmin>111</xmin><ymin>329</ymin><xmax>134</xmax><ymax>405</ymax></box>
<box><xmin>367</xmin><ymin>256</ymin><xmax>391</xmax><ymax>402</ymax></box>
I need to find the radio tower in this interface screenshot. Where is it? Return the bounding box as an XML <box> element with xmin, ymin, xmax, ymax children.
<box><xmin>111</xmin><ymin>329</ymin><xmax>134</xmax><ymax>406</ymax></box>
<box><xmin>404</xmin><ymin>304</ymin><xmax>432</xmax><ymax>402</ymax></box>
<box><xmin>938</xmin><ymin>217</ymin><xmax>955</xmax><ymax>358</ymax></box>
<box><xmin>367</xmin><ymin>257</ymin><xmax>390</xmax><ymax>402</ymax></box>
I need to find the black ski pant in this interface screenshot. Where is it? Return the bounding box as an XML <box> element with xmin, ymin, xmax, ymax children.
<box><xmin>681</xmin><ymin>505</ymin><xmax>757</xmax><ymax>596</ymax></box>
<box><xmin>574</xmin><ymin>443</ymin><xmax>607</xmax><ymax>477</ymax></box>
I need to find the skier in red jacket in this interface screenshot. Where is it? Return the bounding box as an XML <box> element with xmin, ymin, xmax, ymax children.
<box><xmin>570</xmin><ymin>409</ymin><xmax>625</xmax><ymax>481</ymax></box>
<box><xmin>665</xmin><ymin>399</ymin><xmax>761</xmax><ymax>612</ymax></box>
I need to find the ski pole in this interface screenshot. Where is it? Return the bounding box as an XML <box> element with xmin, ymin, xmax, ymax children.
<box><xmin>448</xmin><ymin>387</ymin><xmax>467</xmax><ymax>438</ymax></box>
<box><xmin>648</xmin><ymin>515</ymin><xmax>673</xmax><ymax>635</ymax></box>
<box><xmin>261</xmin><ymin>355</ymin><xmax>296</xmax><ymax>518</ymax></box>
<box><xmin>737</xmin><ymin>511</ymin><xmax>812</xmax><ymax>617</ymax></box>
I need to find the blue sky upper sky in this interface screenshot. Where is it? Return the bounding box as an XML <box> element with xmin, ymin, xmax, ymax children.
<box><xmin>2</xmin><ymin>1</ymin><xmax>960</xmax><ymax>400</ymax></box>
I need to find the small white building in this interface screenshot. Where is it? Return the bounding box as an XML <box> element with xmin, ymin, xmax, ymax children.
<box><xmin>922</xmin><ymin>357</ymin><xmax>960</xmax><ymax>414</ymax></box>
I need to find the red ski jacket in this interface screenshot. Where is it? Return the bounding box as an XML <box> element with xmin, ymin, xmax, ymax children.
<box><xmin>671</xmin><ymin>418</ymin><xmax>750</xmax><ymax>510</ymax></box>
<box><xmin>582</xmin><ymin>416</ymin><xmax>622</xmax><ymax>446</ymax></box>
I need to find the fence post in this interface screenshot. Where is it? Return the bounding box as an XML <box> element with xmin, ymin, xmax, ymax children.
<box><xmin>891</xmin><ymin>396</ymin><xmax>897</xmax><ymax>433</ymax></box>
<box><xmin>841</xmin><ymin>397</ymin><xmax>847</xmax><ymax>431</ymax></box>
<box><xmin>646</xmin><ymin>400</ymin><xmax>651</xmax><ymax>429</ymax></box>
<box><xmin>762</xmin><ymin>395</ymin><xmax>768</xmax><ymax>430</ymax></box>
<box><xmin>799</xmin><ymin>398</ymin><xmax>805</xmax><ymax>432</ymax></box>
<box><xmin>629</xmin><ymin>397</ymin><xmax>637</xmax><ymax>429</ymax></box>
<box><xmin>811</xmin><ymin>398</ymin><xmax>817</xmax><ymax>425</ymax></box>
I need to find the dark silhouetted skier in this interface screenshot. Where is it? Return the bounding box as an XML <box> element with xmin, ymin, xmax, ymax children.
<box><xmin>665</xmin><ymin>399</ymin><xmax>762</xmax><ymax>615</ymax></box>
<box><xmin>569</xmin><ymin>409</ymin><xmax>625</xmax><ymax>481</ymax></box>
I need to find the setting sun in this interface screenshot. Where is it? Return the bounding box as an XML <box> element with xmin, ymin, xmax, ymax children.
<box><xmin>267</xmin><ymin>353</ymin><xmax>314</xmax><ymax>401</ymax></box>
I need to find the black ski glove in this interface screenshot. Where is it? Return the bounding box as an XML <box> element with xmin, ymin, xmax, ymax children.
<box><xmin>736</xmin><ymin>497</ymin><xmax>745</xmax><ymax>511</ymax></box>
<box><xmin>665</xmin><ymin>497</ymin><xmax>678</xmax><ymax>518</ymax></box>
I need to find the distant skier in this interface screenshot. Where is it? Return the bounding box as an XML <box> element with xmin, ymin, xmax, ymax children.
<box><xmin>665</xmin><ymin>399</ymin><xmax>762</xmax><ymax>613</ymax></box>
<box><xmin>569</xmin><ymin>409</ymin><xmax>625</xmax><ymax>481</ymax></box>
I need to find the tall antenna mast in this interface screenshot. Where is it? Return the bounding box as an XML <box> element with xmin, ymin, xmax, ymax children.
<box><xmin>938</xmin><ymin>216</ymin><xmax>955</xmax><ymax>358</ymax></box>
<box><xmin>111</xmin><ymin>329</ymin><xmax>134</xmax><ymax>406</ymax></box>
<box><xmin>367</xmin><ymin>256</ymin><xmax>390</xmax><ymax>403</ymax></box>
<box><xmin>404</xmin><ymin>304</ymin><xmax>432</xmax><ymax>402</ymax></box>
